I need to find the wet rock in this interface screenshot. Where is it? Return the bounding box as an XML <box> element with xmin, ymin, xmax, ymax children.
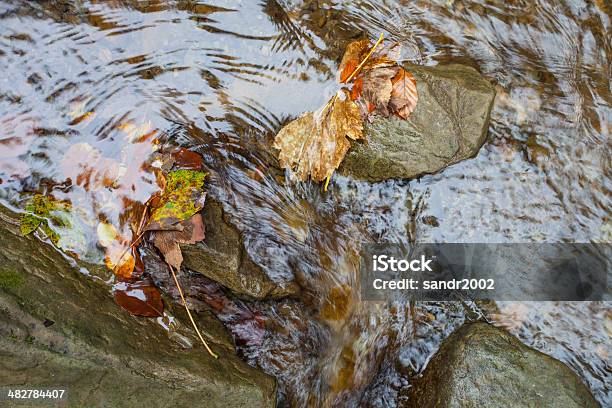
<box><xmin>0</xmin><ymin>206</ymin><xmax>276</xmax><ymax>408</ymax></box>
<box><xmin>340</xmin><ymin>64</ymin><xmax>495</xmax><ymax>181</ymax></box>
<box><xmin>181</xmin><ymin>198</ymin><xmax>300</xmax><ymax>300</ymax></box>
<box><xmin>404</xmin><ymin>322</ymin><xmax>599</xmax><ymax>408</ymax></box>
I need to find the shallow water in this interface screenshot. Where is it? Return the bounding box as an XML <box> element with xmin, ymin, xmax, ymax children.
<box><xmin>0</xmin><ymin>0</ymin><xmax>610</xmax><ymax>406</ymax></box>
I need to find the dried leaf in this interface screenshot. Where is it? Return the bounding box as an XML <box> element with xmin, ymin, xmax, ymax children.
<box><xmin>152</xmin><ymin>214</ymin><xmax>205</xmax><ymax>270</ymax></box>
<box><xmin>113</xmin><ymin>280</ymin><xmax>163</xmax><ymax>317</ymax></box>
<box><xmin>370</xmin><ymin>41</ymin><xmax>402</xmax><ymax>65</ymax></box>
<box><xmin>146</xmin><ymin>170</ymin><xmax>207</xmax><ymax>231</ymax></box>
<box><xmin>338</xmin><ymin>39</ymin><xmax>401</xmax><ymax>83</ymax></box>
<box><xmin>273</xmin><ymin>89</ymin><xmax>363</xmax><ymax>182</ymax></box>
<box><xmin>338</xmin><ymin>39</ymin><xmax>370</xmax><ymax>83</ymax></box>
<box><xmin>361</xmin><ymin>66</ymin><xmax>398</xmax><ymax>117</ymax></box>
<box><xmin>389</xmin><ymin>68</ymin><xmax>419</xmax><ymax>119</ymax></box>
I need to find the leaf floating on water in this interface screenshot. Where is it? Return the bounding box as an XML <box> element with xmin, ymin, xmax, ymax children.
<box><xmin>113</xmin><ymin>280</ymin><xmax>163</xmax><ymax>317</ymax></box>
<box><xmin>152</xmin><ymin>214</ymin><xmax>205</xmax><ymax>271</ymax></box>
<box><xmin>273</xmin><ymin>89</ymin><xmax>363</xmax><ymax>182</ymax></box>
<box><xmin>146</xmin><ymin>170</ymin><xmax>207</xmax><ymax>231</ymax></box>
<box><xmin>389</xmin><ymin>68</ymin><xmax>419</xmax><ymax>119</ymax></box>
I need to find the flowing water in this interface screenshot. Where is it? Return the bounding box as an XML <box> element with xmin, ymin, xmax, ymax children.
<box><xmin>0</xmin><ymin>0</ymin><xmax>610</xmax><ymax>406</ymax></box>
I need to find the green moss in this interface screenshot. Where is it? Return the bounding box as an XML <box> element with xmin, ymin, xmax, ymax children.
<box><xmin>20</xmin><ymin>214</ymin><xmax>43</xmax><ymax>235</ymax></box>
<box><xmin>20</xmin><ymin>194</ymin><xmax>70</xmax><ymax>245</ymax></box>
<box><xmin>0</xmin><ymin>269</ymin><xmax>25</xmax><ymax>290</ymax></box>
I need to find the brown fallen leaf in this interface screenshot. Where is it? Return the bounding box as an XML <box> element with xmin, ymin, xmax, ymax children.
<box><xmin>341</xmin><ymin>40</ymin><xmax>418</xmax><ymax>121</ymax></box>
<box><xmin>389</xmin><ymin>68</ymin><xmax>419</xmax><ymax>119</ymax></box>
<box><xmin>171</xmin><ymin>147</ymin><xmax>204</xmax><ymax>170</ymax></box>
<box><xmin>273</xmin><ymin>89</ymin><xmax>363</xmax><ymax>182</ymax></box>
<box><xmin>152</xmin><ymin>213</ymin><xmax>205</xmax><ymax>270</ymax></box>
<box><xmin>360</xmin><ymin>66</ymin><xmax>398</xmax><ymax>118</ymax></box>
<box><xmin>113</xmin><ymin>280</ymin><xmax>163</xmax><ymax>317</ymax></box>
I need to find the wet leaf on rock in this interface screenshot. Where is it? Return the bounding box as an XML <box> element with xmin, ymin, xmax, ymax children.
<box><xmin>145</xmin><ymin>170</ymin><xmax>207</xmax><ymax>231</ymax></box>
<box><xmin>273</xmin><ymin>36</ymin><xmax>418</xmax><ymax>187</ymax></box>
<box><xmin>171</xmin><ymin>147</ymin><xmax>204</xmax><ymax>170</ymax></box>
<box><xmin>113</xmin><ymin>280</ymin><xmax>163</xmax><ymax>317</ymax></box>
<box><xmin>359</xmin><ymin>66</ymin><xmax>398</xmax><ymax>117</ymax></box>
<box><xmin>338</xmin><ymin>39</ymin><xmax>400</xmax><ymax>83</ymax></box>
<box><xmin>389</xmin><ymin>68</ymin><xmax>419</xmax><ymax>119</ymax></box>
<box><xmin>340</xmin><ymin>38</ymin><xmax>418</xmax><ymax>121</ymax></box>
<box><xmin>152</xmin><ymin>213</ymin><xmax>205</xmax><ymax>270</ymax></box>
<box><xmin>273</xmin><ymin>89</ymin><xmax>363</xmax><ymax>182</ymax></box>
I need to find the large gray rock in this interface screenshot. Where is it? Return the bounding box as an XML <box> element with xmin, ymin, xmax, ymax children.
<box><xmin>405</xmin><ymin>322</ymin><xmax>599</xmax><ymax>408</ymax></box>
<box><xmin>181</xmin><ymin>198</ymin><xmax>300</xmax><ymax>300</ymax></box>
<box><xmin>0</xmin><ymin>206</ymin><xmax>276</xmax><ymax>408</ymax></box>
<box><xmin>340</xmin><ymin>64</ymin><xmax>495</xmax><ymax>181</ymax></box>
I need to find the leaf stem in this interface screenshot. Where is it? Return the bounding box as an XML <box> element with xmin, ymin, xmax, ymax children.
<box><xmin>169</xmin><ymin>264</ymin><xmax>219</xmax><ymax>358</ymax></box>
<box><xmin>324</xmin><ymin>174</ymin><xmax>331</xmax><ymax>191</ymax></box>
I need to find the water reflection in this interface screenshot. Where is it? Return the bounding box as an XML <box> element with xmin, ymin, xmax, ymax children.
<box><xmin>0</xmin><ymin>0</ymin><xmax>609</xmax><ymax>406</ymax></box>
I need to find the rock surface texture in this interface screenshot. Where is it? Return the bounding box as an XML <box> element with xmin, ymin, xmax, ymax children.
<box><xmin>405</xmin><ymin>322</ymin><xmax>599</xmax><ymax>408</ymax></box>
<box><xmin>181</xmin><ymin>198</ymin><xmax>299</xmax><ymax>300</ymax></box>
<box><xmin>340</xmin><ymin>64</ymin><xmax>495</xmax><ymax>181</ymax></box>
<box><xmin>0</xmin><ymin>207</ymin><xmax>276</xmax><ymax>408</ymax></box>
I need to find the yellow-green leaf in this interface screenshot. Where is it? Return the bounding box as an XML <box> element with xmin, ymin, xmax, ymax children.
<box><xmin>146</xmin><ymin>170</ymin><xmax>207</xmax><ymax>231</ymax></box>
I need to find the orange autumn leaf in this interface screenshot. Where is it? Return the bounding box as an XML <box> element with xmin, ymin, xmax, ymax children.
<box><xmin>339</xmin><ymin>39</ymin><xmax>401</xmax><ymax>84</ymax></box>
<box><xmin>389</xmin><ymin>68</ymin><xmax>419</xmax><ymax>119</ymax></box>
<box><xmin>338</xmin><ymin>39</ymin><xmax>370</xmax><ymax>83</ymax></box>
<box><xmin>97</xmin><ymin>221</ymin><xmax>137</xmax><ymax>280</ymax></box>
<box><xmin>340</xmin><ymin>59</ymin><xmax>359</xmax><ymax>84</ymax></box>
<box><xmin>351</xmin><ymin>76</ymin><xmax>364</xmax><ymax>101</ymax></box>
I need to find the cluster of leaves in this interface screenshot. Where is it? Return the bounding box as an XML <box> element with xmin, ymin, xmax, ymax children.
<box><xmin>17</xmin><ymin>38</ymin><xmax>416</xmax><ymax>359</ymax></box>
<box><xmin>20</xmin><ymin>149</ymin><xmax>207</xmax><ymax>314</ymax></box>
<box><xmin>20</xmin><ymin>146</ymin><xmax>217</xmax><ymax>357</ymax></box>
<box><xmin>273</xmin><ymin>35</ymin><xmax>418</xmax><ymax>186</ymax></box>
<box><xmin>96</xmin><ymin>153</ymin><xmax>208</xmax><ymax>296</ymax></box>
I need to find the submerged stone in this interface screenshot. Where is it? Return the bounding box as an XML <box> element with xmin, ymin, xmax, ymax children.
<box><xmin>340</xmin><ymin>64</ymin><xmax>495</xmax><ymax>181</ymax></box>
<box><xmin>0</xmin><ymin>206</ymin><xmax>276</xmax><ymax>408</ymax></box>
<box><xmin>404</xmin><ymin>322</ymin><xmax>599</xmax><ymax>408</ymax></box>
<box><xmin>181</xmin><ymin>198</ymin><xmax>300</xmax><ymax>300</ymax></box>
